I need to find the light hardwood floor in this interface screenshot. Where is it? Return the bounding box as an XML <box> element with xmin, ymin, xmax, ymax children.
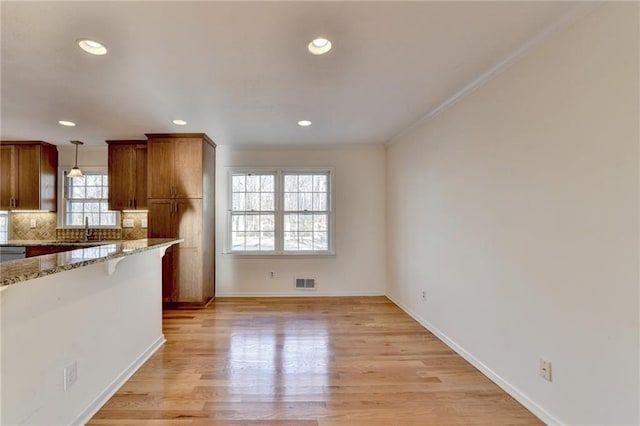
<box><xmin>89</xmin><ymin>297</ymin><xmax>541</xmax><ymax>425</ymax></box>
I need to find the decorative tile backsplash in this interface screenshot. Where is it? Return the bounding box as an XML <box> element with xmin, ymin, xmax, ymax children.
<box><xmin>11</xmin><ymin>211</ymin><xmax>148</xmax><ymax>241</ymax></box>
<box><xmin>121</xmin><ymin>211</ymin><xmax>149</xmax><ymax>240</ymax></box>
<box><xmin>11</xmin><ymin>212</ymin><xmax>57</xmax><ymax>240</ymax></box>
<box><xmin>56</xmin><ymin>227</ymin><xmax>122</xmax><ymax>241</ymax></box>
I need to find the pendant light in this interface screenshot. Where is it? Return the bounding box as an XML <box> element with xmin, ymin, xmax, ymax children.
<box><xmin>68</xmin><ymin>140</ymin><xmax>84</xmax><ymax>178</ymax></box>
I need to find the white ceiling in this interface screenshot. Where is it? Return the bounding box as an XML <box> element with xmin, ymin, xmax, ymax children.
<box><xmin>1</xmin><ymin>1</ymin><xmax>590</xmax><ymax>147</ymax></box>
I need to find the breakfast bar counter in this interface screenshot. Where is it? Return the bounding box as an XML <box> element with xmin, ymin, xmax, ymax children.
<box><xmin>0</xmin><ymin>238</ymin><xmax>182</xmax><ymax>287</ymax></box>
<box><xmin>1</xmin><ymin>238</ymin><xmax>182</xmax><ymax>425</ymax></box>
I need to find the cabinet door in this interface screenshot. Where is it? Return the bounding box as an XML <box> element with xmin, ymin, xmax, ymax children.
<box><xmin>174</xmin><ymin>138</ymin><xmax>203</xmax><ymax>198</ymax></box>
<box><xmin>147</xmin><ymin>199</ymin><xmax>176</xmax><ymax>238</ymax></box>
<box><xmin>162</xmin><ymin>245</ymin><xmax>179</xmax><ymax>302</ymax></box>
<box><xmin>134</xmin><ymin>145</ymin><xmax>147</xmax><ymax>209</ymax></box>
<box><xmin>175</xmin><ymin>199</ymin><xmax>203</xmax><ymax>301</ymax></box>
<box><xmin>147</xmin><ymin>139</ymin><xmax>174</xmax><ymax>199</ymax></box>
<box><xmin>0</xmin><ymin>145</ymin><xmax>15</xmax><ymax>209</ymax></box>
<box><xmin>108</xmin><ymin>144</ymin><xmax>135</xmax><ymax>210</ymax></box>
<box><xmin>15</xmin><ymin>144</ymin><xmax>41</xmax><ymax>209</ymax></box>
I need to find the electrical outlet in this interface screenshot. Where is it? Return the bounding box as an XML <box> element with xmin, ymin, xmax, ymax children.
<box><xmin>141</xmin><ymin>218</ymin><xmax>148</xmax><ymax>228</ymax></box>
<box><xmin>122</xmin><ymin>219</ymin><xmax>134</xmax><ymax>228</ymax></box>
<box><xmin>63</xmin><ymin>360</ymin><xmax>78</xmax><ymax>391</ymax></box>
<box><xmin>421</xmin><ymin>291</ymin><xmax>427</xmax><ymax>301</ymax></box>
<box><xmin>30</xmin><ymin>219</ymin><xmax>37</xmax><ymax>228</ymax></box>
<box><xmin>539</xmin><ymin>359</ymin><xmax>552</xmax><ymax>382</ymax></box>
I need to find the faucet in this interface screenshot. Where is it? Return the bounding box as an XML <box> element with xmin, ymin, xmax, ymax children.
<box><xmin>84</xmin><ymin>216</ymin><xmax>93</xmax><ymax>242</ymax></box>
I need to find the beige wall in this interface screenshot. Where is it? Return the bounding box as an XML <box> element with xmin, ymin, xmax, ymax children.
<box><xmin>215</xmin><ymin>145</ymin><xmax>387</xmax><ymax>296</ymax></box>
<box><xmin>386</xmin><ymin>3</ymin><xmax>639</xmax><ymax>424</ymax></box>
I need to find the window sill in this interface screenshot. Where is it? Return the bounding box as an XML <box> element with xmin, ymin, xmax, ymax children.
<box><xmin>223</xmin><ymin>252</ymin><xmax>336</xmax><ymax>259</ymax></box>
<box><xmin>56</xmin><ymin>227</ymin><xmax>122</xmax><ymax>230</ymax></box>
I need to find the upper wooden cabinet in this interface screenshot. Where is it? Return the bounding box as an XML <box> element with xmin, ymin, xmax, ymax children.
<box><xmin>146</xmin><ymin>134</ymin><xmax>208</xmax><ymax>199</ymax></box>
<box><xmin>0</xmin><ymin>141</ymin><xmax>57</xmax><ymax>211</ymax></box>
<box><xmin>106</xmin><ymin>140</ymin><xmax>147</xmax><ymax>210</ymax></box>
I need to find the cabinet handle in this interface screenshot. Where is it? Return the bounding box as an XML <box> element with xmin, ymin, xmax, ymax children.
<box><xmin>133</xmin><ymin>198</ymin><xmax>137</xmax><ymax>208</ymax></box>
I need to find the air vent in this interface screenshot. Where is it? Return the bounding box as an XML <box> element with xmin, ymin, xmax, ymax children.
<box><xmin>295</xmin><ymin>278</ymin><xmax>316</xmax><ymax>290</ymax></box>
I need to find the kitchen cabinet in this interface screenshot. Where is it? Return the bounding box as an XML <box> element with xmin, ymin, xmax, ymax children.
<box><xmin>0</xmin><ymin>141</ymin><xmax>57</xmax><ymax>211</ymax></box>
<box><xmin>146</xmin><ymin>133</ymin><xmax>215</xmax><ymax>308</ymax></box>
<box><xmin>106</xmin><ymin>140</ymin><xmax>147</xmax><ymax>210</ymax></box>
<box><xmin>147</xmin><ymin>136</ymin><xmax>203</xmax><ymax>199</ymax></box>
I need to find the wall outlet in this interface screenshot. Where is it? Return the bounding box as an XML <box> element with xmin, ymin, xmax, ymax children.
<box><xmin>421</xmin><ymin>291</ymin><xmax>427</xmax><ymax>301</ymax></box>
<box><xmin>270</xmin><ymin>271</ymin><xmax>275</xmax><ymax>279</ymax></box>
<box><xmin>141</xmin><ymin>218</ymin><xmax>148</xmax><ymax>228</ymax></box>
<box><xmin>30</xmin><ymin>219</ymin><xmax>37</xmax><ymax>228</ymax></box>
<box><xmin>539</xmin><ymin>359</ymin><xmax>552</xmax><ymax>382</ymax></box>
<box><xmin>122</xmin><ymin>219</ymin><xmax>134</xmax><ymax>228</ymax></box>
<box><xmin>63</xmin><ymin>360</ymin><xmax>77</xmax><ymax>391</ymax></box>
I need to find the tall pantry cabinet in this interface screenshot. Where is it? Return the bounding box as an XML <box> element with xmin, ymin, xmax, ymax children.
<box><xmin>146</xmin><ymin>133</ymin><xmax>215</xmax><ymax>308</ymax></box>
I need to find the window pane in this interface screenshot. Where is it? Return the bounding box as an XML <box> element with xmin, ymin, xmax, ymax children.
<box><xmin>245</xmin><ymin>231</ymin><xmax>260</xmax><ymax>250</ymax></box>
<box><xmin>313</xmin><ymin>214</ymin><xmax>327</xmax><ymax>231</ymax></box>
<box><xmin>313</xmin><ymin>175</ymin><xmax>327</xmax><ymax>192</ymax></box>
<box><xmin>85</xmin><ymin>186</ymin><xmax>101</xmax><ymax>199</ymax></box>
<box><xmin>284</xmin><ymin>175</ymin><xmax>298</xmax><ymax>192</ymax></box>
<box><xmin>232</xmin><ymin>215</ymin><xmax>245</xmax><ymax>231</ymax></box>
<box><xmin>232</xmin><ymin>193</ymin><xmax>245</xmax><ymax>211</ymax></box>
<box><xmin>246</xmin><ymin>193</ymin><xmax>260</xmax><ymax>211</ymax></box>
<box><xmin>260</xmin><ymin>215</ymin><xmax>275</xmax><ymax>231</ymax></box>
<box><xmin>246</xmin><ymin>175</ymin><xmax>260</xmax><ymax>192</ymax></box>
<box><xmin>245</xmin><ymin>215</ymin><xmax>259</xmax><ymax>231</ymax></box>
<box><xmin>284</xmin><ymin>214</ymin><xmax>298</xmax><ymax>232</ymax></box>
<box><xmin>85</xmin><ymin>175</ymin><xmax>100</xmax><ymax>186</ymax></box>
<box><xmin>260</xmin><ymin>232</ymin><xmax>275</xmax><ymax>250</ymax></box>
<box><xmin>284</xmin><ymin>193</ymin><xmax>298</xmax><ymax>211</ymax></box>
<box><xmin>260</xmin><ymin>193</ymin><xmax>274</xmax><ymax>211</ymax></box>
<box><xmin>299</xmin><ymin>193</ymin><xmax>313</xmax><ymax>211</ymax></box>
<box><xmin>67</xmin><ymin>213</ymin><xmax>83</xmax><ymax>226</ymax></box>
<box><xmin>284</xmin><ymin>232</ymin><xmax>298</xmax><ymax>251</ymax></box>
<box><xmin>313</xmin><ymin>193</ymin><xmax>327</xmax><ymax>211</ymax></box>
<box><xmin>299</xmin><ymin>232</ymin><xmax>313</xmax><ymax>250</ymax></box>
<box><xmin>232</xmin><ymin>232</ymin><xmax>245</xmax><ymax>250</ymax></box>
<box><xmin>261</xmin><ymin>175</ymin><xmax>274</xmax><ymax>192</ymax></box>
<box><xmin>313</xmin><ymin>232</ymin><xmax>328</xmax><ymax>251</ymax></box>
<box><xmin>299</xmin><ymin>214</ymin><xmax>313</xmax><ymax>231</ymax></box>
<box><xmin>232</xmin><ymin>175</ymin><xmax>246</xmax><ymax>192</ymax></box>
<box><xmin>299</xmin><ymin>175</ymin><xmax>312</xmax><ymax>192</ymax></box>
<box><xmin>71</xmin><ymin>187</ymin><xmax>86</xmax><ymax>199</ymax></box>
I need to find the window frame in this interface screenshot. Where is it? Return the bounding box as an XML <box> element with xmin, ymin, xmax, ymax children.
<box><xmin>57</xmin><ymin>167</ymin><xmax>120</xmax><ymax>228</ymax></box>
<box><xmin>0</xmin><ymin>211</ymin><xmax>9</xmax><ymax>243</ymax></box>
<box><xmin>226</xmin><ymin>167</ymin><xmax>335</xmax><ymax>256</ymax></box>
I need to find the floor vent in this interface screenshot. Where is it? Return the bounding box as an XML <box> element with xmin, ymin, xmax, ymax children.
<box><xmin>295</xmin><ymin>278</ymin><xmax>317</xmax><ymax>290</ymax></box>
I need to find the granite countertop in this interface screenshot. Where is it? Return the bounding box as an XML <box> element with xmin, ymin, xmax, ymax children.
<box><xmin>0</xmin><ymin>238</ymin><xmax>182</xmax><ymax>288</ymax></box>
<box><xmin>2</xmin><ymin>240</ymin><xmax>116</xmax><ymax>247</ymax></box>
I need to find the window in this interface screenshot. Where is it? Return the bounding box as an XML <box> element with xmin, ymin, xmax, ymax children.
<box><xmin>62</xmin><ymin>170</ymin><xmax>118</xmax><ymax>227</ymax></box>
<box><xmin>229</xmin><ymin>169</ymin><xmax>333</xmax><ymax>255</ymax></box>
<box><xmin>0</xmin><ymin>211</ymin><xmax>8</xmax><ymax>243</ymax></box>
<box><xmin>230</xmin><ymin>173</ymin><xmax>276</xmax><ymax>251</ymax></box>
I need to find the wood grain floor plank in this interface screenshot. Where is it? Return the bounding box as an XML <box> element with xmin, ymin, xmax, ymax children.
<box><xmin>89</xmin><ymin>297</ymin><xmax>541</xmax><ymax>425</ymax></box>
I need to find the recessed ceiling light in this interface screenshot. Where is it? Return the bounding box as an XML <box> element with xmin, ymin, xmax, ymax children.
<box><xmin>77</xmin><ymin>39</ymin><xmax>108</xmax><ymax>55</ymax></box>
<box><xmin>298</xmin><ymin>120</ymin><xmax>312</xmax><ymax>127</ymax></box>
<box><xmin>172</xmin><ymin>119</ymin><xmax>187</xmax><ymax>126</ymax></box>
<box><xmin>58</xmin><ymin>120</ymin><xmax>76</xmax><ymax>127</ymax></box>
<box><xmin>308</xmin><ymin>38</ymin><xmax>332</xmax><ymax>55</ymax></box>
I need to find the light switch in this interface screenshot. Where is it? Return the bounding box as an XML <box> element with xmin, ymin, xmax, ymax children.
<box><xmin>141</xmin><ymin>218</ymin><xmax>148</xmax><ymax>229</ymax></box>
<box><xmin>122</xmin><ymin>219</ymin><xmax>134</xmax><ymax>228</ymax></box>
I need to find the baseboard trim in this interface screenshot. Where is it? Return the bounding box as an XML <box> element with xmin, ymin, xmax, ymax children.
<box><xmin>72</xmin><ymin>335</ymin><xmax>166</xmax><ymax>425</ymax></box>
<box><xmin>216</xmin><ymin>291</ymin><xmax>385</xmax><ymax>297</ymax></box>
<box><xmin>385</xmin><ymin>294</ymin><xmax>562</xmax><ymax>426</ymax></box>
